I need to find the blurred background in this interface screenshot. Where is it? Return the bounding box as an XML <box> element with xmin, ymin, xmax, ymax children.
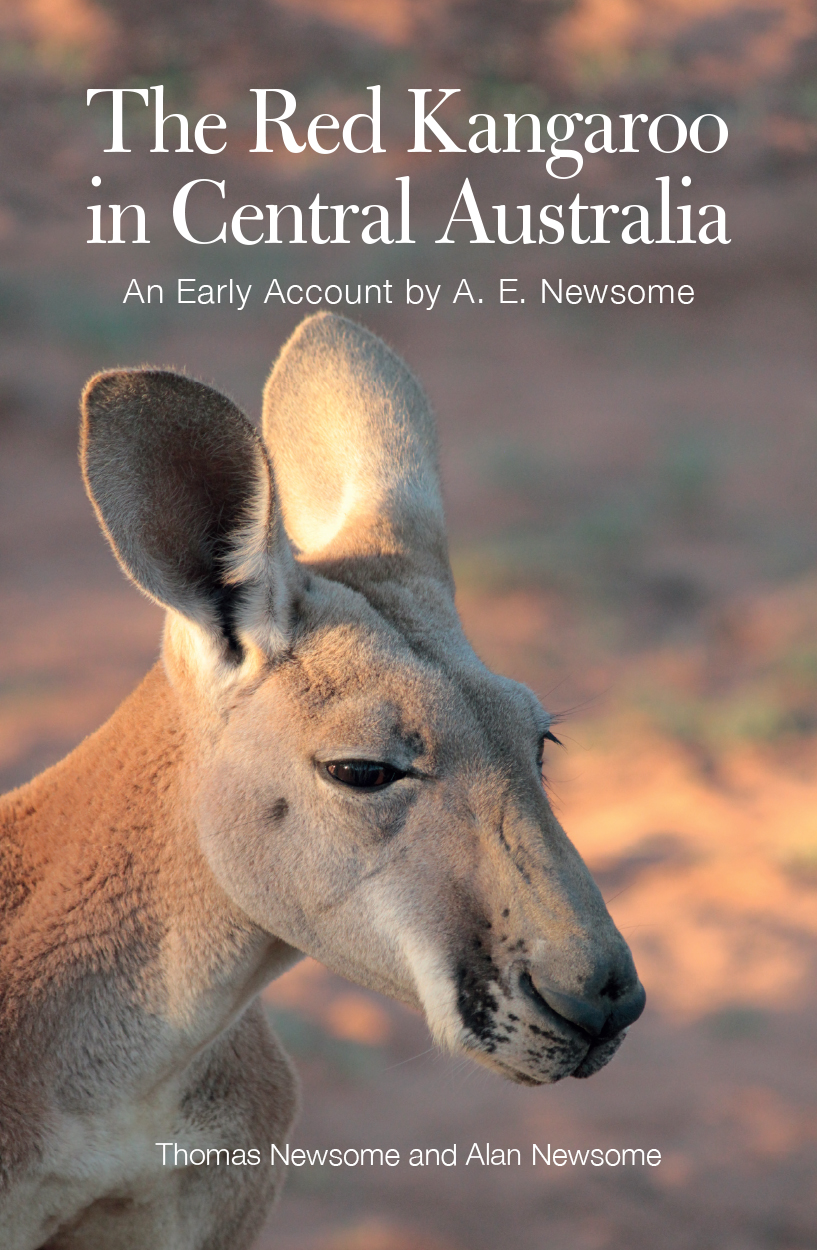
<box><xmin>1</xmin><ymin>1</ymin><xmax>817</xmax><ymax>1247</ymax></box>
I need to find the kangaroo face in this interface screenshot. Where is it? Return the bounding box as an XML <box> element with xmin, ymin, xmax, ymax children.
<box><xmin>81</xmin><ymin>312</ymin><xmax>644</xmax><ymax>1089</ymax></box>
<box><xmin>187</xmin><ymin>567</ymin><xmax>642</xmax><ymax>1086</ymax></box>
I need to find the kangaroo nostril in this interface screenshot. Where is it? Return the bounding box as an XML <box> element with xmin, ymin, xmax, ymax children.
<box><xmin>520</xmin><ymin>972</ymin><xmax>647</xmax><ymax>1040</ymax></box>
<box><xmin>520</xmin><ymin>972</ymin><xmax>606</xmax><ymax>1037</ymax></box>
<box><xmin>539</xmin><ymin>985</ymin><xmax>607</xmax><ymax>1037</ymax></box>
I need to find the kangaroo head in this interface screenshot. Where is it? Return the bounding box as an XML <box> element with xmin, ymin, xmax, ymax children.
<box><xmin>80</xmin><ymin>312</ymin><xmax>645</xmax><ymax>1086</ymax></box>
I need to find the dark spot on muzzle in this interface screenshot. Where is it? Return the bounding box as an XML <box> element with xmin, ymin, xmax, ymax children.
<box><xmin>456</xmin><ymin>948</ymin><xmax>504</xmax><ymax>1052</ymax></box>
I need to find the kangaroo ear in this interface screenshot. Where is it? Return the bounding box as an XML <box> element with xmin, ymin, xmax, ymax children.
<box><xmin>262</xmin><ymin>313</ymin><xmax>452</xmax><ymax>588</ymax></box>
<box><xmin>81</xmin><ymin>369</ymin><xmax>295</xmax><ymax>657</ymax></box>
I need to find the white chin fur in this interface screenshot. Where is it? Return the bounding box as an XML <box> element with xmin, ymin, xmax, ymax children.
<box><xmin>400</xmin><ymin>934</ymin><xmax>464</xmax><ymax>1053</ymax></box>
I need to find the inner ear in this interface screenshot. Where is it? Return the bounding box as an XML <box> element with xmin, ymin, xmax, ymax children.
<box><xmin>81</xmin><ymin>369</ymin><xmax>286</xmax><ymax>651</ymax></box>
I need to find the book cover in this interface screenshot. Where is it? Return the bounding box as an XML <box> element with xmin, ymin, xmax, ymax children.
<box><xmin>1</xmin><ymin>2</ymin><xmax>815</xmax><ymax>1248</ymax></box>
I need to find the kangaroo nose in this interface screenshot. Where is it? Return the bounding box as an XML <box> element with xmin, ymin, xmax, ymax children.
<box><xmin>522</xmin><ymin>973</ymin><xmax>646</xmax><ymax>1039</ymax></box>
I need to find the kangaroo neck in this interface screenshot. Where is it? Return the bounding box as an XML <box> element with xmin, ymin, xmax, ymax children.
<box><xmin>1</xmin><ymin>663</ymin><xmax>299</xmax><ymax>1066</ymax></box>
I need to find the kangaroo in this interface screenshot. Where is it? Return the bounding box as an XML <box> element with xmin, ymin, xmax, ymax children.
<box><xmin>0</xmin><ymin>313</ymin><xmax>645</xmax><ymax>1249</ymax></box>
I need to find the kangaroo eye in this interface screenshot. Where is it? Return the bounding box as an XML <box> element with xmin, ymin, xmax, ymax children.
<box><xmin>325</xmin><ymin>761</ymin><xmax>406</xmax><ymax>789</ymax></box>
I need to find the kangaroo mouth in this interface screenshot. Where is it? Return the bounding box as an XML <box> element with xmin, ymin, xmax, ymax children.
<box><xmin>570</xmin><ymin>1033</ymin><xmax>628</xmax><ymax>1078</ymax></box>
<box><xmin>453</xmin><ymin>960</ymin><xmax>641</xmax><ymax>1086</ymax></box>
<box><xmin>515</xmin><ymin>972</ymin><xmax>627</xmax><ymax>1083</ymax></box>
